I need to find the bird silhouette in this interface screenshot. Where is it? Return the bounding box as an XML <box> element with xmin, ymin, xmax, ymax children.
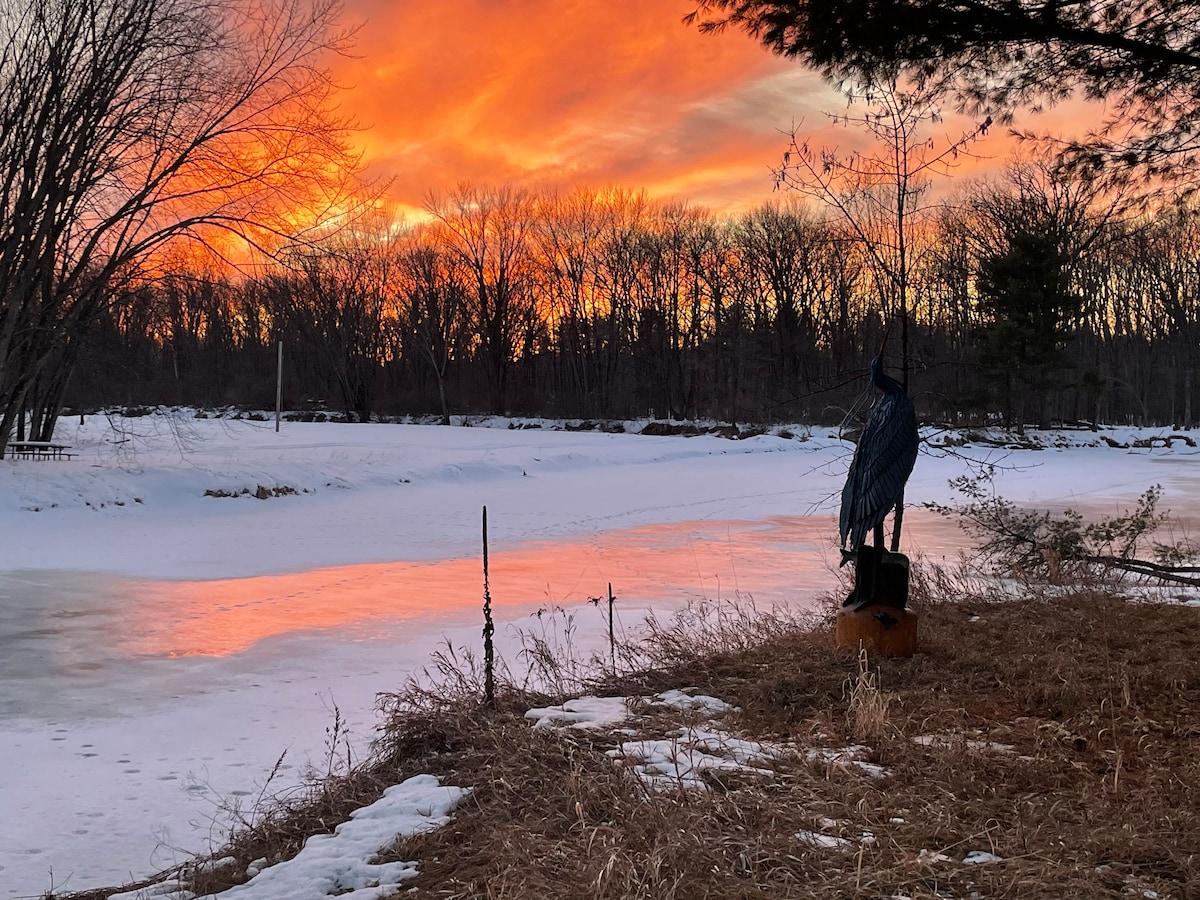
<box><xmin>839</xmin><ymin>338</ymin><xmax>918</xmax><ymax>607</ymax></box>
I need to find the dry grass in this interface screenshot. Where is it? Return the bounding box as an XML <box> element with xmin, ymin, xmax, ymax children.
<box><xmin>846</xmin><ymin>645</ymin><xmax>890</xmax><ymax>742</ymax></box>
<box><xmin>382</xmin><ymin>571</ymin><xmax>1200</xmax><ymax>899</ymax></box>
<box><xmin>56</xmin><ymin>566</ymin><xmax>1200</xmax><ymax>900</ymax></box>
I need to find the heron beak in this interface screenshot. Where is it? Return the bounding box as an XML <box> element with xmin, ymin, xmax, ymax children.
<box><xmin>878</xmin><ymin>324</ymin><xmax>891</xmax><ymax>358</ymax></box>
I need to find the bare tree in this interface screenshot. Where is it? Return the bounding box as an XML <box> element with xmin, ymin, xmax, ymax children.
<box><xmin>591</xmin><ymin>189</ymin><xmax>655</xmax><ymax>415</ymax></box>
<box><xmin>395</xmin><ymin>227</ymin><xmax>468</xmax><ymax>424</ymax></box>
<box><xmin>0</xmin><ymin>0</ymin><xmax>356</xmax><ymax>449</ymax></box>
<box><xmin>428</xmin><ymin>184</ymin><xmax>536</xmax><ymax>414</ymax></box>
<box><xmin>1133</xmin><ymin>208</ymin><xmax>1200</xmax><ymax>427</ymax></box>
<box><xmin>735</xmin><ymin>202</ymin><xmax>834</xmax><ymax>401</ymax></box>
<box><xmin>535</xmin><ymin>188</ymin><xmax>613</xmax><ymax>417</ymax></box>
<box><xmin>775</xmin><ymin>78</ymin><xmax>990</xmax><ymax>389</ymax></box>
<box><xmin>268</xmin><ymin>210</ymin><xmax>405</xmax><ymax>422</ymax></box>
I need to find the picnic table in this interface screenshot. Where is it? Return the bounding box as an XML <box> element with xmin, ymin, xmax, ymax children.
<box><xmin>5</xmin><ymin>440</ymin><xmax>74</xmax><ymax>460</ymax></box>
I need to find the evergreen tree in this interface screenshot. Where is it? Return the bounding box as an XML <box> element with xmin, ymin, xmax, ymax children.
<box><xmin>976</xmin><ymin>226</ymin><xmax>1080</xmax><ymax>433</ymax></box>
<box><xmin>687</xmin><ymin>1</ymin><xmax>1200</xmax><ymax>180</ymax></box>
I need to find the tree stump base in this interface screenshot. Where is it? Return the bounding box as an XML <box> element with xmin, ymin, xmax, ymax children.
<box><xmin>835</xmin><ymin>605</ymin><xmax>918</xmax><ymax>658</ymax></box>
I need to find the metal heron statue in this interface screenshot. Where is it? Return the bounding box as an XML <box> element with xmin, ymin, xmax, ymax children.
<box><xmin>839</xmin><ymin>337</ymin><xmax>919</xmax><ymax>611</ymax></box>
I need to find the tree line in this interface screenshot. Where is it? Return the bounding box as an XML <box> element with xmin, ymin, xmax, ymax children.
<box><xmin>69</xmin><ymin>173</ymin><xmax>1200</xmax><ymax>431</ymax></box>
<box><xmin>8</xmin><ymin>0</ymin><xmax>1200</xmax><ymax>444</ymax></box>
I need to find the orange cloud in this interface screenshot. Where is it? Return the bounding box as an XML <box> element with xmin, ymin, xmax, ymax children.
<box><xmin>332</xmin><ymin>1</ymin><xmax>1100</xmax><ymax>218</ymax></box>
<box><xmin>333</xmin><ymin>0</ymin><xmax>839</xmax><ymax>214</ymax></box>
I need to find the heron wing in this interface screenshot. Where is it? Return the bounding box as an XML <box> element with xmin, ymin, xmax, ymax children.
<box><xmin>839</xmin><ymin>392</ymin><xmax>919</xmax><ymax>549</ymax></box>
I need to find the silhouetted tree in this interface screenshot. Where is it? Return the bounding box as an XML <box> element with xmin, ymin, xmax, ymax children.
<box><xmin>977</xmin><ymin>225</ymin><xmax>1078</xmax><ymax>434</ymax></box>
<box><xmin>395</xmin><ymin>230</ymin><xmax>469</xmax><ymax>424</ymax></box>
<box><xmin>772</xmin><ymin>76</ymin><xmax>987</xmax><ymax>550</ymax></box>
<box><xmin>968</xmin><ymin>159</ymin><xmax>1133</xmax><ymax>429</ymax></box>
<box><xmin>535</xmin><ymin>188</ymin><xmax>620</xmax><ymax>417</ymax></box>
<box><xmin>0</xmin><ymin>0</ymin><xmax>355</xmax><ymax>450</ymax></box>
<box><xmin>282</xmin><ymin>225</ymin><xmax>398</xmax><ymax>422</ymax></box>
<box><xmin>429</xmin><ymin>184</ymin><xmax>536</xmax><ymax>414</ymax></box>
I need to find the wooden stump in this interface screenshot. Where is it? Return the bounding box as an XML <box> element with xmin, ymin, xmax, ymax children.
<box><xmin>835</xmin><ymin>605</ymin><xmax>918</xmax><ymax>658</ymax></box>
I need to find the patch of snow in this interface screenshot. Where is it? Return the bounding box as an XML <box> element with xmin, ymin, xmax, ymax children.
<box><xmin>652</xmin><ymin>689</ymin><xmax>736</xmax><ymax>715</ymax></box>
<box><xmin>916</xmin><ymin>849</ymin><xmax>951</xmax><ymax>865</ymax></box>
<box><xmin>245</xmin><ymin>858</ymin><xmax>268</xmax><ymax>879</ymax></box>
<box><xmin>795</xmin><ymin>830</ymin><xmax>857</xmax><ymax>851</ymax></box>
<box><xmin>806</xmin><ymin>745</ymin><xmax>890</xmax><ymax>778</ymax></box>
<box><xmin>524</xmin><ymin>696</ymin><xmax>631</xmax><ymax>730</ymax></box>
<box><xmin>109</xmin><ymin>776</ymin><xmax>466</xmax><ymax>900</ymax></box>
<box><xmin>914</xmin><ymin>734</ymin><xmax>1015</xmax><ymax>753</ymax></box>
<box><xmin>196</xmin><ymin>856</ymin><xmax>238</xmax><ymax>875</ymax></box>
<box><xmin>526</xmin><ymin>692</ymin><xmax>780</xmax><ymax>792</ymax></box>
<box><xmin>610</xmin><ymin>725</ymin><xmax>787</xmax><ymax>791</ymax></box>
<box><xmin>962</xmin><ymin>850</ymin><xmax>1004</xmax><ymax>865</ymax></box>
<box><xmin>216</xmin><ymin>775</ymin><xmax>466</xmax><ymax>899</ymax></box>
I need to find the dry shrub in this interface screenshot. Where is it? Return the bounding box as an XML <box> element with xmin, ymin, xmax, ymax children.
<box><xmin>636</xmin><ymin>597</ymin><xmax>818</xmax><ymax>665</ymax></box>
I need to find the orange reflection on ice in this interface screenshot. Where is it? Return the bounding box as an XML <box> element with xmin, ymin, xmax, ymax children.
<box><xmin>120</xmin><ymin>511</ymin><xmax>964</xmax><ymax>660</ymax></box>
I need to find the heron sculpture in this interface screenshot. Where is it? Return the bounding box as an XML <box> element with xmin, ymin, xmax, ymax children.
<box><xmin>839</xmin><ymin>338</ymin><xmax>919</xmax><ymax>611</ymax></box>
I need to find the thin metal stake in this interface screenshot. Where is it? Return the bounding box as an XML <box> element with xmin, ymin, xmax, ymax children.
<box><xmin>608</xmin><ymin>582</ymin><xmax>616</xmax><ymax>674</ymax></box>
<box><xmin>482</xmin><ymin>506</ymin><xmax>495</xmax><ymax>708</ymax></box>
<box><xmin>275</xmin><ymin>340</ymin><xmax>283</xmax><ymax>433</ymax></box>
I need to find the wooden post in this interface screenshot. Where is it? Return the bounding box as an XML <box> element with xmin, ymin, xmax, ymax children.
<box><xmin>836</xmin><ymin>605</ymin><xmax>918</xmax><ymax>657</ymax></box>
<box><xmin>607</xmin><ymin>582</ymin><xmax>616</xmax><ymax>674</ymax></box>
<box><xmin>836</xmin><ymin>548</ymin><xmax>918</xmax><ymax>657</ymax></box>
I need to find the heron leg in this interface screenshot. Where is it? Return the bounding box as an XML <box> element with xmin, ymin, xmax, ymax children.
<box><xmin>890</xmin><ymin>489</ymin><xmax>906</xmax><ymax>552</ymax></box>
<box><xmin>871</xmin><ymin>522</ymin><xmax>885</xmax><ymax>603</ymax></box>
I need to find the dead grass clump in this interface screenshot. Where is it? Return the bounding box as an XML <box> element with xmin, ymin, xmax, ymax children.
<box><xmin>386</xmin><ymin>714</ymin><xmax>835</xmax><ymax>899</ymax></box>
<box><xmin>608</xmin><ymin>598</ymin><xmax>839</xmax><ymax>715</ymax></box>
<box><xmin>845</xmin><ymin>646</ymin><xmax>890</xmax><ymax>742</ymax></box>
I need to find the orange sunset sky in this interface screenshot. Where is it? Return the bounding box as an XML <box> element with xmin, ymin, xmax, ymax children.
<box><xmin>331</xmin><ymin>0</ymin><xmax>1079</xmax><ymax>218</ymax></box>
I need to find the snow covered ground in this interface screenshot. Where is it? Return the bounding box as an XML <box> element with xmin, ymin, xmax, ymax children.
<box><xmin>1</xmin><ymin>411</ymin><xmax>1197</xmax><ymax>898</ymax></box>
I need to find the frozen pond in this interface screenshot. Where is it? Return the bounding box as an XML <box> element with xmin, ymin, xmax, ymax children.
<box><xmin>0</xmin><ymin>511</ymin><xmax>967</xmax><ymax>723</ymax></box>
<box><xmin>0</xmin><ymin>510</ymin><xmax>960</xmax><ymax>896</ymax></box>
<box><xmin>2</xmin><ymin>413</ymin><xmax>1195</xmax><ymax>897</ymax></box>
